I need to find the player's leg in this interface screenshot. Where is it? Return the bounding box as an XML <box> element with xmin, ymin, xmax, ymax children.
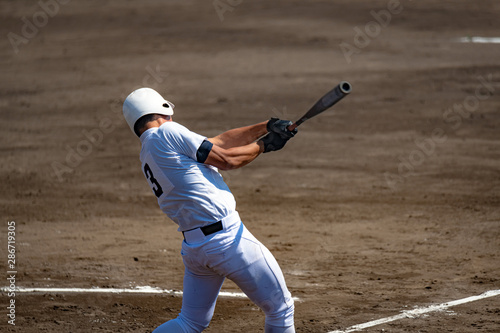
<box><xmin>217</xmin><ymin>224</ymin><xmax>295</xmax><ymax>332</ymax></box>
<box><xmin>152</xmin><ymin>319</ymin><xmax>184</xmax><ymax>333</ymax></box>
<box><xmin>153</xmin><ymin>267</ymin><xmax>225</xmax><ymax>333</ymax></box>
<box><xmin>265</xmin><ymin>324</ymin><xmax>296</xmax><ymax>333</ymax></box>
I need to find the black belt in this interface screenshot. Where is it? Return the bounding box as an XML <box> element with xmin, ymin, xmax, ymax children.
<box><xmin>182</xmin><ymin>221</ymin><xmax>223</xmax><ymax>239</ymax></box>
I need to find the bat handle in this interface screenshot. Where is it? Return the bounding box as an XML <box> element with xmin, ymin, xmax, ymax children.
<box><xmin>287</xmin><ymin>123</ymin><xmax>298</xmax><ymax>132</ymax></box>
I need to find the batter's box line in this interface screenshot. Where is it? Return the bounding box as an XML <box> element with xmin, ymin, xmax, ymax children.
<box><xmin>328</xmin><ymin>289</ymin><xmax>500</xmax><ymax>333</ymax></box>
<box><xmin>0</xmin><ymin>285</ymin><xmax>300</xmax><ymax>301</ymax></box>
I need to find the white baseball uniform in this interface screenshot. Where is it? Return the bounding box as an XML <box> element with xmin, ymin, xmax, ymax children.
<box><xmin>139</xmin><ymin>121</ymin><xmax>295</xmax><ymax>333</ymax></box>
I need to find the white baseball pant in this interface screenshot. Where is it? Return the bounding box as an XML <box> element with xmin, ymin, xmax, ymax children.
<box><xmin>152</xmin><ymin>216</ymin><xmax>295</xmax><ymax>332</ymax></box>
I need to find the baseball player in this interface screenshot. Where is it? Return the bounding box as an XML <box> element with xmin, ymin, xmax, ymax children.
<box><xmin>122</xmin><ymin>87</ymin><xmax>297</xmax><ymax>333</ymax></box>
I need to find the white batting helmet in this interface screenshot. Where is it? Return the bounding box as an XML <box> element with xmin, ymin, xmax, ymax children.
<box><xmin>122</xmin><ymin>87</ymin><xmax>175</xmax><ymax>134</ymax></box>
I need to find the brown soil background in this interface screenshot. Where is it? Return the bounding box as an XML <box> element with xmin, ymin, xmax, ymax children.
<box><xmin>1</xmin><ymin>1</ymin><xmax>499</xmax><ymax>332</ymax></box>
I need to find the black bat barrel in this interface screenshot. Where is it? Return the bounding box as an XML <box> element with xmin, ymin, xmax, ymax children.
<box><xmin>321</xmin><ymin>81</ymin><xmax>352</xmax><ymax>109</ymax></box>
<box><xmin>293</xmin><ymin>81</ymin><xmax>352</xmax><ymax>128</ymax></box>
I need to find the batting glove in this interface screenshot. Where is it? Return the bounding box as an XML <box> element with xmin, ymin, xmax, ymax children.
<box><xmin>260</xmin><ymin>131</ymin><xmax>289</xmax><ymax>153</ymax></box>
<box><xmin>267</xmin><ymin>117</ymin><xmax>298</xmax><ymax>139</ymax></box>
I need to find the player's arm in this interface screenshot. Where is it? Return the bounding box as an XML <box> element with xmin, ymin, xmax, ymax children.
<box><xmin>208</xmin><ymin>121</ymin><xmax>268</xmax><ymax>149</ymax></box>
<box><xmin>202</xmin><ymin>131</ymin><xmax>294</xmax><ymax>170</ymax></box>
<box><xmin>203</xmin><ymin>141</ymin><xmax>265</xmax><ymax>171</ymax></box>
<box><xmin>200</xmin><ymin>118</ymin><xmax>298</xmax><ymax>170</ymax></box>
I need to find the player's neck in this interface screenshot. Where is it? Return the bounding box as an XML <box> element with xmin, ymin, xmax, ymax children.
<box><xmin>140</xmin><ymin>117</ymin><xmax>172</xmax><ymax>136</ymax></box>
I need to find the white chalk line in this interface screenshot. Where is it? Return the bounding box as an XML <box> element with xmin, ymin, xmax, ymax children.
<box><xmin>0</xmin><ymin>286</ymin><xmax>300</xmax><ymax>301</ymax></box>
<box><xmin>457</xmin><ymin>37</ymin><xmax>500</xmax><ymax>44</ymax></box>
<box><xmin>4</xmin><ymin>286</ymin><xmax>498</xmax><ymax>331</ymax></box>
<box><xmin>328</xmin><ymin>289</ymin><xmax>500</xmax><ymax>333</ymax></box>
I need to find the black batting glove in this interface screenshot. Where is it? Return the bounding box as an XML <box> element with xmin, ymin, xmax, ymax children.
<box><xmin>267</xmin><ymin>117</ymin><xmax>298</xmax><ymax>139</ymax></box>
<box><xmin>260</xmin><ymin>131</ymin><xmax>289</xmax><ymax>153</ymax></box>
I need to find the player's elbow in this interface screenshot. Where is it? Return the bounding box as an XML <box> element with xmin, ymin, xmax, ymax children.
<box><xmin>218</xmin><ymin>156</ymin><xmax>243</xmax><ymax>171</ymax></box>
<box><xmin>205</xmin><ymin>152</ymin><xmax>241</xmax><ymax>171</ymax></box>
<box><xmin>205</xmin><ymin>145</ymin><xmax>249</xmax><ymax>171</ymax></box>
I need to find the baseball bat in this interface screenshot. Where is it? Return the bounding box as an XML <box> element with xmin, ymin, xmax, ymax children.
<box><xmin>287</xmin><ymin>81</ymin><xmax>352</xmax><ymax>131</ymax></box>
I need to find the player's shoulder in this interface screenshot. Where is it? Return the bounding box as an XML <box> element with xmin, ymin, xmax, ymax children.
<box><xmin>158</xmin><ymin>121</ymin><xmax>187</xmax><ymax>133</ymax></box>
<box><xmin>158</xmin><ymin>121</ymin><xmax>198</xmax><ymax>138</ymax></box>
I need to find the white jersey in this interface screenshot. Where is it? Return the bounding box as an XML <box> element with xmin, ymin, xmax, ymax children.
<box><xmin>139</xmin><ymin>121</ymin><xmax>236</xmax><ymax>231</ymax></box>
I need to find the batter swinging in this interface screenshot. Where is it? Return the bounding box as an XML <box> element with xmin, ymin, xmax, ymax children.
<box><xmin>122</xmin><ymin>87</ymin><xmax>297</xmax><ymax>332</ymax></box>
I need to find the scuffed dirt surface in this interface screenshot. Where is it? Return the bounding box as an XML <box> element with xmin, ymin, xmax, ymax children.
<box><xmin>1</xmin><ymin>1</ymin><xmax>499</xmax><ymax>332</ymax></box>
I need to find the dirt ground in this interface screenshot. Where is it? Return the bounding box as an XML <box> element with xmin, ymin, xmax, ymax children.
<box><xmin>1</xmin><ymin>0</ymin><xmax>499</xmax><ymax>332</ymax></box>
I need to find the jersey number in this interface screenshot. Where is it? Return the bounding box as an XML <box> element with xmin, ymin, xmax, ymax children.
<box><xmin>144</xmin><ymin>163</ymin><xmax>163</xmax><ymax>198</ymax></box>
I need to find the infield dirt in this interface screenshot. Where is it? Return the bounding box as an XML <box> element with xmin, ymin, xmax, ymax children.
<box><xmin>1</xmin><ymin>1</ymin><xmax>499</xmax><ymax>332</ymax></box>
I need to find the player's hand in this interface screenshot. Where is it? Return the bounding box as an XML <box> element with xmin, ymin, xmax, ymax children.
<box><xmin>259</xmin><ymin>131</ymin><xmax>289</xmax><ymax>153</ymax></box>
<box><xmin>267</xmin><ymin>117</ymin><xmax>298</xmax><ymax>139</ymax></box>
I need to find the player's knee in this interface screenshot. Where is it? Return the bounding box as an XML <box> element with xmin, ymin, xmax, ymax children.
<box><xmin>263</xmin><ymin>296</ymin><xmax>295</xmax><ymax>328</ymax></box>
<box><xmin>264</xmin><ymin>303</ymin><xmax>295</xmax><ymax>333</ymax></box>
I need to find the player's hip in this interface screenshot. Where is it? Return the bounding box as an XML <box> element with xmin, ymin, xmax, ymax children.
<box><xmin>181</xmin><ymin>221</ymin><xmax>266</xmax><ymax>275</ymax></box>
<box><xmin>181</xmin><ymin>211</ymin><xmax>241</xmax><ymax>246</ymax></box>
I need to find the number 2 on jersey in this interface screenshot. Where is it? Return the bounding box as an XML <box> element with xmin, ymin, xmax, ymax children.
<box><xmin>144</xmin><ymin>163</ymin><xmax>164</xmax><ymax>197</ymax></box>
